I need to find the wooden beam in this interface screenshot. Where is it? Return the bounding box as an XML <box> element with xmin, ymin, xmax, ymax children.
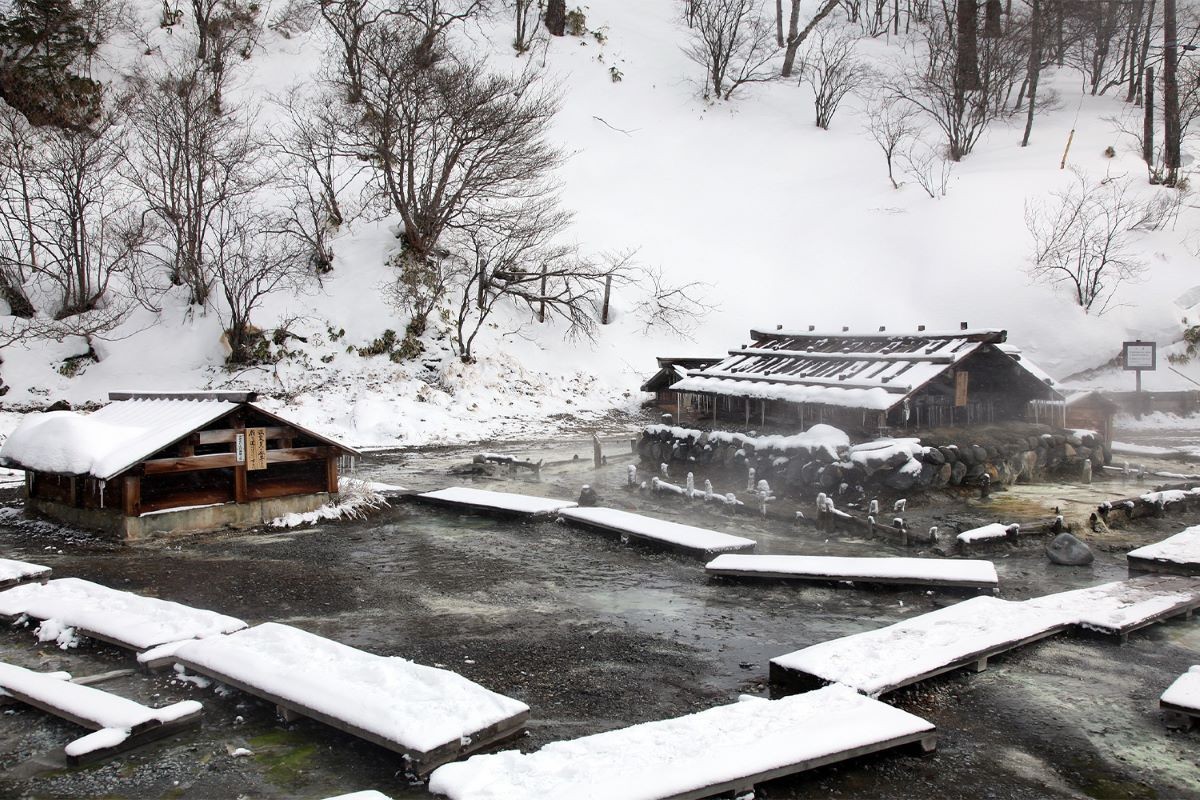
<box><xmin>122</xmin><ymin>476</ymin><xmax>140</xmax><ymax>517</ymax></box>
<box><xmin>325</xmin><ymin>456</ymin><xmax>339</xmax><ymax>494</ymax></box>
<box><xmin>139</xmin><ymin>487</ymin><xmax>235</xmax><ymax>515</ymax></box>
<box><xmin>195</xmin><ymin>426</ymin><xmax>290</xmax><ymax>445</ymax></box>
<box><xmin>234</xmin><ymin>465</ymin><xmax>247</xmax><ymax>504</ymax></box>
<box><xmin>143</xmin><ymin>447</ymin><xmax>329</xmax><ymax>475</ymax></box>
<box><xmin>730</xmin><ymin>348</ymin><xmax>956</xmax><ymax>364</ymax></box>
<box><xmin>692</xmin><ymin>369</ymin><xmax>911</xmax><ymax>394</ymax></box>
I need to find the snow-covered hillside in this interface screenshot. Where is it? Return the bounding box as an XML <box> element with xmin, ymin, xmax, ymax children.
<box><xmin>3</xmin><ymin>0</ymin><xmax>1200</xmax><ymax>446</ymax></box>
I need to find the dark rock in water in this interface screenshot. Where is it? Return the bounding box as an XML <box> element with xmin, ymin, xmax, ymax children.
<box><xmin>1046</xmin><ymin>532</ymin><xmax>1094</xmax><ymax>566</ymax></box>
<box><xmin>578</xmin><ymin>486</ymin><xmax>599</xmax><ymax>507</ymax></box>
<box><xmin>950</xmin><ymin>461</ymin><xmax>967</xmax><ymax>485</ymax></box>
<box><xmin>924</xmin><ymin>447</ymin><xmax>946</xmax><ymax>466</ymax></box>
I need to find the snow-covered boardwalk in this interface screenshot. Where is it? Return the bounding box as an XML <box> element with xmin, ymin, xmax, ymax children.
<box><xmin>167</xmin><ymin>623</ymin><xmax>529</xmax><ymax>775</ymax></box>
<box><xmin>1023</xmin><ymin>575</ymin><xmax>1200</xmax><ymax>638</ymax></box>
<box><xmin>557</xmin><ymin>507</ymin><xmax>756</xmax><ymax>557</ymax></box>
<box><xmin>0</xmin><ymin>558</ymin><xmax>50</xmax><ymax>590</ymax></box>
<box><xmin>427</xmin><ymin>684</ymin><xmax>935</xmax><ymax>800</ymax></box>
<box><xmin>1160</xmin><ymin>666</ymin><xmax>1200</xmax><ymax>729</ymax></box>
<box><xmin>0</xmin><ymin>662</ymin><xmax>202</xmax><ymax>764</ymax></box>
<box><xmin>0</xmin><ymin>578</ymin><xmax>246</xmax><ymax>653</ymax></box>
<box><xmin>705</xmin><ymin>554</ymin><xmax>998</xmax><ymax>591</ymax></box>
<box><xmin>1128</xmin><ymin>525</ymin><xmax>1200</xmax><ymax>576</ymax></box>
<box><xmin>414</xmin><ymin>487</ymin><xmax>577</xmax><ymax>518</ymax></box>
<box><xmin>770</xmin><ymin>596</ymin><xmax>1074</xmax><ymax>696</ymax></box>
<box><xmin>956</xmin><ymin>523</ymin><xmax>1019</xmax><ymax>548</ymax></box>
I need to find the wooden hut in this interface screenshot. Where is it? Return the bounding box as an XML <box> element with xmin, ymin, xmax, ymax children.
<box><xmin>640</xmin><ymin>357</ymin><xmax>721</xmax><ymax>419</ymax></box>
<box><xmin>667</xmin><ymin>326</ymin><xmax>1062</xmax><ymax>435</ymax></box>
<box><xmin>1065</xmin><ymin>391</ymin><xmax>1120</xmax><ymax>446</ymax></box>
<box><xmin>0</xmin><ymin>391</ymin><xmax>359</xmax><ymax>539</ymax></box>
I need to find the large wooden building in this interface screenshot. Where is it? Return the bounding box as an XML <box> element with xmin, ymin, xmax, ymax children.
<box><xmin>0</xmin><ymin>391</ymin><xmax>359</xmax><ymax>539</ymax></box>
<box><xmin>660</xmin><ymin>327</ymin><xmax>1063</xmax><ymax>434</ymax></box>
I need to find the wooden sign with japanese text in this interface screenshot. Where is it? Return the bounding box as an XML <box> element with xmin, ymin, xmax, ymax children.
<box><xmin>954</xmin><ymin>371</ymin><xmax>969</xmax><ymax>407</ymax></box>
<box><xmin>246</xmin><ymin>427</ymin><xmax>268</xmax><ymax>471</ymax></box>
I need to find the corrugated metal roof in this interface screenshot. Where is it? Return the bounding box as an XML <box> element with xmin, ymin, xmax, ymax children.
<box><xmin>673</xmin><ymin>329</ymin><xmax>1007</xmax><ymax>411</ymax></box>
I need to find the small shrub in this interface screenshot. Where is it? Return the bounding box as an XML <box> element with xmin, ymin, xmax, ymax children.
<box><xmin>609</xmin><ymin>65</ymin><xmax>623</xmax><ymax>82</ymax></box>
<box><xmin>565</xmin><ymin>7</ymin><xmax>587</xmax><ymax>35</ymax></box>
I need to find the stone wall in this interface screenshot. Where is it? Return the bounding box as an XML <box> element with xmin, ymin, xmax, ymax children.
<box><xmin>637</xmin><ymin>423</ymin><xmax>1109</xmax><ymax>498</ymax></box>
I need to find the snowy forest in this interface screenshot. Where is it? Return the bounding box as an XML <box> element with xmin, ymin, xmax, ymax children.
<box><xmin>1</xmin><ymin>0</ymin><xmax>1200</xmax><ymax>443</ymax></box>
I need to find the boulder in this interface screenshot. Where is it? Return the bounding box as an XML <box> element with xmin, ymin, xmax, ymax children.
<box><xmin>923</xmin><ymin>447</ymin><xmax>946</xmax><ymax>466</ymax></box>
<box><xmin>950</xmin><ymin>461</ymin><xmax>968</xmax><ymax>485</ymax></box>
<box><xmin>1045</xmin><ymin>532</ymin><xmax>1094</xmax><ymax>566</ymax></box>
<box><xmin>939</xmin><ymin>446</ymin><xmax>958</xmax><ymax>464</ymax></box>
<box><xmin>931</xmin><ymin>462</ymin><xmax>953</xmax><ymax>488</ymax></box>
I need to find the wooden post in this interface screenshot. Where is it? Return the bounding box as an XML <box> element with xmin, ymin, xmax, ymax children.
<box><xmin>68</xmin><ymin>476</ymin><xmax>78</xmax><ymax>508</ymax></box>
<box><xmin>601</xmin><ymin>275</ymin><xmax>612</xmax><ymax>325</ymax></box>
<box><xmin>122</xmin><ymin>475</ymin><xmax>141</xmax><ymax>517</ymax></box>
<box><xmin>234</xmin><ymin>466</ymin><xmax>248</xmax><ymax>503</ymax></box>
<box><xmin>538</xmin><ymin>266</ymin><xmax>547</xmax><ymax>323</ymax></box>
<box><xmin>592</xmin><ymin>434</ymin><xmax>603</xmax><ymax>469</ymax></box>
<box><xmin>326</xmin><ymin>451</ymin><xmax>339</xmax><ymax>494</ymax></box>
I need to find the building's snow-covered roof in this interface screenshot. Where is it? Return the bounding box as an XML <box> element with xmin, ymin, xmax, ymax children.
<box><xmin>0</xmin><ymin>393</ymin><xmax>357</xmax><ymax>480</ymax></box>
<box><xmin>673</xmin><ymin>328</ymin><xmax>1010</xmax><ymax>411</ymax></box>
<box><xmin>0</xmin><ymin>398</ymin><xmax>237</xmax><ymax>480</ymax></box>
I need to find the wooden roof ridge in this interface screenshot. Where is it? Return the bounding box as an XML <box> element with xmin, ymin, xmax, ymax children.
<box><xmin>108</xmin><ymin>390</ymin><xmax>259</xmax><ymax>403</ymax></box>
<box><xmin>750</xmin><ymin>328</ymin><xmax>1008</xmax><ymax>344</ymax></box>
<box><xmin>729</xmin><ymin>347</ymin><xmax>959</xmax><ymax>364</ymax></box>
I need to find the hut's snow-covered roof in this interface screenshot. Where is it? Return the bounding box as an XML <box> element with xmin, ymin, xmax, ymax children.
<box><xmin>0</xmin><ymin>398</ymin><xmax>238</xmax><ymax>480</ymax></box>
<box><xmin>672</xmin><ymin>328</ymin><xmax>1014</xmax><ymax>411</ymax></box>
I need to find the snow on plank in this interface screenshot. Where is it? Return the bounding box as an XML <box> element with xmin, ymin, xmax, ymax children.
<box><xmin>0</xmin><ymin>557</ymin><xmax>50</xmax><ymax>590</ymax></box>
<box><xmin>0</xmin><ymin>578</ymin><xmax>246</xmax><ymax>653</ymax></box>
<box><xmin>706</xmin><ymin>554</ymin><xmax>998</xmax><ymax>591</ymax></box>
<box><xmin>956</xmin><ymin>523</ymin><xmax>1018</xmax><ymax>545</ymax></box>
<box><xmin>558</xmin><ymin>507</ymin><xmax>755</xmax><ymax>557</ymax></box>
<box><xmin>1021</xmin><ymin>575</ymin><xmax>1200</xmax><ymax>638</ymax></box>
<box><xmin>0</xmin><ymin>662</ymin><xmax>201</xmax><ymax>764</ymax></box>
<box><xmin>1128</xmin><ymin>525</ymin><xmax>1200</xmax><ymax>576</ymax></box>
<box><xmin>770</xmin><ymin>596</ymin><xmax>1074</xmax><ymax>697</ymax></box>
<box><xmin>169</xmin><ymin>623</ymin><xmax>529</xmax><ymax>775</ymax></box>
<box><xmin>428</xmin><ymin>684</ymin><xmax>935</xmax><ymax>800</ymax></box>
<box><xmin>322</xmin><ymin>793</ymin><xmax>394</xmax><ymax>800</ymax></box>
<box><xmin>1160</xmin><ymin>666</ymin><xmax>1200</xmax><ymax>729</ymax></box>
<box><xmin>415</xmin><ymin>487</ymin><xmax>577</xmax><ymax>518</ymax></box>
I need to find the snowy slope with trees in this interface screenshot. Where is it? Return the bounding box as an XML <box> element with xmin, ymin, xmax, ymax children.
<box><xmin>2</xmin><ymin>0</ymin><xmax>1200</xmax><ymax>447</ymax></box>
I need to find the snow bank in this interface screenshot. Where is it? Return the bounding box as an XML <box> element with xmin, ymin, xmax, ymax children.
<box><xmin>558</xmin><ymin>507</ymin><xmax>756</xmax><ymax>554</ymax></box>
<box><xmin>418</xmin><ymin>487</ymin><xmax>577</xmax><ymax>516</ymax></box>
<box><xmin>845</xmin><ymin>438</ymin><xmax>924</xmax><ymax>474</ymax></box>
<box><xmin>0</xmin><ymin>558</ymin><xmax>50</xmax><ymax>586</ymax></box>
<box><xmin>705</xmin><ymin>554</ymin><xmax>998</xmax><ymax>587</ymax></box>
<box><xmin>771</xmin><ymin>596</ymin><xmax>1073</xmax><ymax>696</ymax></box>
<box><xmin>0</xmin><ymin>662</ymin><xmax>202</xmax><ymax>757</ymax></box>
<box><xmin>1140</xmin><ymin>488</ymin><xmax>1200</xmax><ymax>506</ymax></box>
<box><xmin>321</xmin><ymin>792</ymin><xmax>394</xmax><ymax>800</ymax></box>
<box><xmin>1023</xmin><ymin>576</ymin><xmax>1200</xmax><ymax>634</ymax></box>
<box><xmin>1128</xmin><ymin>525</ymin><xmax>1200</xmax><ymax>566</ymax></box>
<box><xmin>428</xmin><ymin>684</ymin><xmax>933</xmax><ymax>800</ymax></box>
<box><xmin>0</xmin><ymin>578</ymin><xmax>246</xmax><ymax>651</ymax></box>
<box><xmin>270</xmin><ymin>477</ymin><xmax>392</xmax><ymax>528</ymax></box>
<box><xmin>642</xmin><ymin>423</ymin><xmax>849</xmax><ymax>459</ymax></box>
<box><xmin>1162</xmin><ymin>666</ymin><xmax>1200</xmax><ymax>712</ymax></box>
<box><xmin>172</xmin><ymin>623</ymin><xmax>528</xmax><ymax>755</ymax></box>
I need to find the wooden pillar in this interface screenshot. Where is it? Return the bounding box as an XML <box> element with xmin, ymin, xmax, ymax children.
<box><xmin>122</xmin><ymin>475</ymin><xmax>141</xmax><ymax>516</ymax></box>
<box><xmin>68</xmin><ymin>476</ymin><xmax>79</xmax><ymax>508</ymax></box>
<box><xmin>325</xmin><ymin>450</ymin><xmax>339</xmax><ymax>494</ymax></box>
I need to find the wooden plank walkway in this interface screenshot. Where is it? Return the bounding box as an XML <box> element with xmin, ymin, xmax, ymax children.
<box><xmin>1160</xmin><ymin>666</ymin><xmax>1200</xmax><ymax>729</ymax></box>
<box><xmin>770</xmin><ymin>596</ymin><xmax>1074</xmax><ymax>697</ymax></box>
<box><xmin>1128</xmin><ymin>525</ymin><xmax>1200</xmax><ymax>576</ymax></box>
<box><xmin>413</xmin><ymin>487</ymin><xmax>577</xmax><ymax>519</ymax></box>
<box><xmin>0</xmin><ymin>577</ymin><xmax>246</xmax><ymax>655</ymax></box>
<box><xmin>428</xmin><ymin>684</ymin><xmax>935</xmax><ymax>800</ymax></box>
<box><xmin>168</xmin><ymin>623</ymin><xmax>529</xmax><ymax>776</ymax></box>
<box><xmin>705</xmin><ymin>554</ymin><xmax>998</xmax><ymax>592</ymax></box>
<box><xmin>0</xmin><ymin>558</ymin><xmax>50</xmax><ymax>591</ymax></box>
<box><xmin>0</xmin><ymin>662</ymin><xmax>202</xmax><ymax>765</ymax></box>
<box><xmin>558</xmin><ymin>507</ymin><xmax>756</xmax><ymax>557</ymax></box>
<box><xmin>1022</xmin><ymin>575</ymin><xmax>1200</xmax><ymax>639</ymax></box>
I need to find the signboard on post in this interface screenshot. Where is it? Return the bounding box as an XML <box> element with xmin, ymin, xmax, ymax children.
<box><xmin>246</xmin><ymin>427</ymin><xmax>268</xmax><ymax>471</ymax></box>
<box><xmin>235</xmin><ymin>433</ymin><xmax>246</xmax><ymax>464</ymax></box>
<box><xmin>1122</xmin><ymin>340</ymin><xmax>1157</xmax><ymax>394</ymax></box>
<box><xmin>954</xmin><ymin>371</ymin><xmax>969</xmax><ymax>407</ymax></box>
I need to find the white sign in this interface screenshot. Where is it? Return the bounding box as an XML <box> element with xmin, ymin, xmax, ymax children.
<box><xmin>236</xmin><ymin>433</ymin><xmax>246</xmax><ymax>463</ymax></box>
<box><xmin>1123</xmin><ymin>341</ymin><xmax>1156</xmax><ymax>371</ymax></box>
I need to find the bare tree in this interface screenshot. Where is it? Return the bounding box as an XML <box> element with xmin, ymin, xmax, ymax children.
<box><xmin>0</xmin><ymin>102</ymin><xmax>41</xmax><ymax>317</ymax></box>
<box><xmin>780</xmin><ymin>0</ymin><xmax>838</xmax><ymax>77</ymax></box>
<box><xmin>512</xmin><ymin>0</ymin><xmax>540</xmax><ymax>52</ymax></box>
<box><xmin>632</xmin><ymin>263</ymin><xmax>713</xmax><ymax>337</ymax></box>
<box><xmin>900</xmin><ymin>137</ymin><xmax>954</xmax><ymax>198</ymax></box>
<box><xmin>799</xmin><ymin>23</ymin><xmax>865</xmax><ymax>128</ymax></box>
<box><xmin>125</xmin><ymin>56</ymin><xmax>261</xmax><ymax>306</ymax></box>
<box><xmin>1026</xmin><ymin>170</ymin><xmax>1172</xmax><ymax>314</ymax></box>
<box><xmin>863</xmin><ymin>90</ymin><xmax>921</xmax><ymax>188</ymax></box>
<box><xmin>684</xmin><ymin>0</ymin><xmax>779</xmax><ymax>100</ymax></box>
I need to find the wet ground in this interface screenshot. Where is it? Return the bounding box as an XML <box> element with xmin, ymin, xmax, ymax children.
<box><xmin>0</xmin><ymin>429</ymin><xmax>1199</xmax><ymax>799</ymax></box>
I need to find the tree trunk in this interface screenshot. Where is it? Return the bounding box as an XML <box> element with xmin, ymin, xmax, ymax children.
<box><xmin>1163</xmin><ymin>0</ymin><xmax>1181</xmax><ymax>185</ymax></box>
<box><xmin>1144</xmin><ymin>66</ymin><xmax>1156</xmax><ymax>169</ymax></box>
<box><xmin>775</xmin><ymin>0</ymin><xmax>785</xmax><ymax>46</ymax></box>
<box><xmin>1021</xmin><ymin>0</ymin><xmax>1041</xmax><ymax>146</ymax></box>
<box><xmin>982</xmin><ymin>0</ymin><xmax>1002</xmax><ymax>37</ymax></box>
<box><xmin>1125</xmin><ymin>0</ymin><xmax>1145</xmax><ymax>102</ymax></box>
<box><xmin>545</xmin><ymin>0</ymin><xmax>565</xmax><ymax>36</ymax></box>
<box><xmin>956</xmin><ymin>0</ymin><xmax>980</xmax><ymax>92</ymax></box>
<box><xmin>782</xmin><ymin>0</ymin><xmax>840</xmax><ymax>78</ymax></box>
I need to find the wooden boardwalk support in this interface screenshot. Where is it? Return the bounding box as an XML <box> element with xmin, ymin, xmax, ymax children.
<box><xmin>0</xmin><ymin>662</ymin><xmax>202</xmax><ymax>765</ymax></box>
<box><xmin>705</xmin><ymin>554</ymin><xmax>999</xmax><ymax>592</ymax></box>
<box><xmin>1097</xmin><ymin>484</ymin><xmax>1200</xmax><ymax>528</ymax></box>
<box><xmin>167</xmin><ymin>623</ymin><xmax>530</xmax><ymax>776</ymax></box>
<box><xmin>428</xmin><ymin>684</ymin><xmax>935</xmax><ymax>800</ymax></box>
<box><xmin>413</xmin><ymin>487</ymin><xmax>577</xmax><ymax>519</ymax></box>
<box><xmin>0</xmin><ymin>558</ymin><xmax>50</xmax><ymax>591</ymax></box>
<box><xmin>557</xmin><ymin>506</ymin><xmax>756</xmax><ymax>557</ymax></box>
